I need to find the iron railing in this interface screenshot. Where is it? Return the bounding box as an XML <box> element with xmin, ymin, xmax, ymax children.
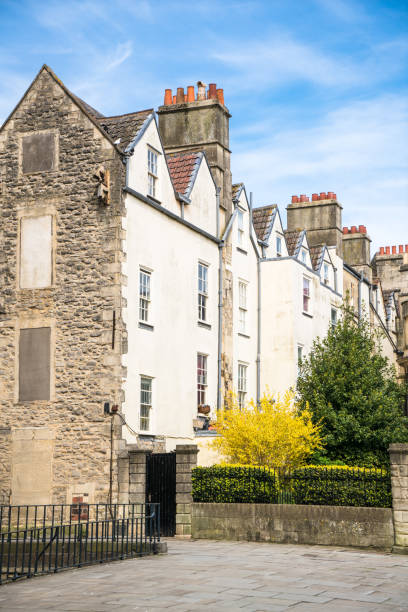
<box><xmin>192</xmin><ymin>465</ymin><xmax>392</xmax><ymax>508</ymax></box>
<box><xmin>0</xmin><ymin>503</ymin><xmax>160</xmax><ymax>585</ymax></box>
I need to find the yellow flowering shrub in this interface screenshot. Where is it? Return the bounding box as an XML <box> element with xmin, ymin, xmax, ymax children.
<box><xmin>212</xmin><ymin>390</ymin><xmax>322</xmax><ymax>469</ymax></box>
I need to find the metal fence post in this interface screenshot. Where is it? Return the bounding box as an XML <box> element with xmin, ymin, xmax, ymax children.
<box><xmin>175</xmin><ymin>444</ymin><xmax>198</xmax><ymax>538</ymax></box>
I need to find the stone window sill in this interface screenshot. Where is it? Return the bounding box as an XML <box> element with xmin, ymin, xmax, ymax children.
<box><xmin>198</xmin><ymin>321</ymin><xmax>211</xmax><ymax>330</ymax></box>
<box><xmin>139</xmin><ymin>322</ymin><xmax>154</xmax><ymax>331</ymax></box>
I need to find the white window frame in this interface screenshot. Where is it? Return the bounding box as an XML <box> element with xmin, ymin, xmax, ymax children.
<box><xmin>147</xmin><ymin>148</ymin><xmax>158</xmax><ymax>198</ymax></box>
<box><xmin>198</xmin><ymin>262</ymin><xmax>208</xmax><ymax>322</ymax></box>
<box><xmin>197</xmin><ymin>353</ymin><xmax>208</xmax><ymax>407</ymax></box>
<box><xmin>276</xmin><ymin>235</ymin><xmax>282</xmax><ymax>257</ymax></box>
<box><xmin>238</xmin><ymin>362</ymin><xmax>247</xmax><ymax>409</ymax></box>
<box><xmin>140</xmin><ymin>376</ymin><xmax>153</xmax><ymax>432</ymax></box>
<box><xmin>238</xmin><ymin>280</ymin><xmax>248</xmax><ymax>334</ymax></box>
<box><xmin>237</xmin><ymin>208</ymin><xmax>244</xmax><ymax>247</ymax></box>
<box><xmin>139</xmin><ymin>268</ymin><xmax>151</xmax><ymax>322</ymax></box>
<box><xmin>331</xmin><ymin>307</ymin><xmax>338</xmax><ymax>329</ymax></box>
<box><xmin>303</xmin><ymin>276</ymin><xmax>311</xmax><ymax>314</ymax></box>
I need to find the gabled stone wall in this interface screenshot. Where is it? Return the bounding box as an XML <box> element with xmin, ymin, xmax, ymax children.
<box><xmin>0</xmin><ymin>67</ymin><xmax>126</xmax><ymax>504</ymax></box>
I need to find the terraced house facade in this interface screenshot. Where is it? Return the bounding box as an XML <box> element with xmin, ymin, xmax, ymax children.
<box><xmin>0</xmin><ymin>66</ymin><xmax>402</xmax><ymax>503</ymax></box>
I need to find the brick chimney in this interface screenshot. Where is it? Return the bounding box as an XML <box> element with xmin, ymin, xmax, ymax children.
<box><xmin>157</xmin><ymin>81</ymin><xmax>232</xmax><ymax>221</ymax></box>
<box><xmin>286</xmin><ymin>192</ymin><xmax>343</xmax><ymax>256</ymax></box>
<box><xmin>342</xmin><ymin>225</ymin><xmax>372</xmax><ymax>282</ymax></box>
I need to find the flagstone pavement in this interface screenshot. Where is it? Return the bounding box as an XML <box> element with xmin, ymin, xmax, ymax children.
<box><xmin>0</xmin><ymin>539</ymin><xmax>407</xmax><ymax>611</ymax></box>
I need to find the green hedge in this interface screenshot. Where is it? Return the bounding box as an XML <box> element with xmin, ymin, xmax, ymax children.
<box><xmin>192</xmin><ymin>466</ymin><xmax>279</xmax><ymax>503</ymax></box>
<box><xmin>192</xmin><ymin>465</ymin><xmax>392</xmax><ymax>508</ymax></box>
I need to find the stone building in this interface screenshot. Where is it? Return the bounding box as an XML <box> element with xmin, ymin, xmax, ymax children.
<box><xmin>0</xmin><ymin>65</ymin><xmax>127</xmax><ymax>505</ymax></box>
<box><xmin>0</xmin><ymin>65</ymin><xmax>404</xmax><ymax>500</ymax></box>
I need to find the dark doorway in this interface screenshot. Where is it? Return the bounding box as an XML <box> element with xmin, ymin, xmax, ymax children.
<box><xmin>146</xmin><ymin>452</ymin><xmax>176</xmax><ymax>537</ymax></box>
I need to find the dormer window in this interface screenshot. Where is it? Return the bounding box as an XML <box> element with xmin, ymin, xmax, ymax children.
<box><xmin>276</xmin><ymin>236</ymin><xmax>282</xmax><ymax>257</ymax></box>
<box><xmin>147</xmin><ymin>148</ymin><xmax>158</xmax><ymax>197</ymax></box>
<box><xmin>237</xmin><ymin>209</ymin><xmax>244</xmax><ymax>246</ymax></box>
<box><xmin>301</xmin><ymin>249</ymin><xmax>307</xmax><ymax>264</ymax></box>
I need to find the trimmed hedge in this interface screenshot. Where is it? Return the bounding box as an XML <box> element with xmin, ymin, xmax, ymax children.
<box><xmin>192</xmin><ymin>465</ymin><xmax>279</xmax><ymax>503</ymax></box>
<box><xmin>192</xmin><ymin>465</ymin><xmax>392</xmax><ymax>508</ymax></box>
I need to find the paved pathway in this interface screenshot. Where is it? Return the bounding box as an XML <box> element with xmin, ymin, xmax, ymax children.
<box><xmin>0</xmin><ymin>539</ymin><xmax>407</xmax><ymax>611</ymax></box>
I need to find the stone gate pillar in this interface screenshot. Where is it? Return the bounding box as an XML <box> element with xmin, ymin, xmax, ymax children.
<box><xmin>175</xmin><ymin>444</ymin><xmax>198</xmax><ymax>538</ymax></box>
<box><xmin>128</xmin><ymin>448</ymin><xmax>150</xmax><ymax>504</ymax></box>
<box><xmin>389</xmin><ymin>443</ymin><xmax>408</xmax><ymax>554</ymax></box>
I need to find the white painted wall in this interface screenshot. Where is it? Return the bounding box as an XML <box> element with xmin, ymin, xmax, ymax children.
<box><xmin>122</xmin><ymin>194</ymin><xmax>219</xmax><ymax>450</ymax></box>
<box><xmin>230</xmin><ymin>191</ymin><xmax>259</xmax><ymax>405</ymax></box>
<box><xmin>184</xmin><ymin>159</ymin><xmax>217</xmax><ymax>236</ymax></box>
<box><xmin>260</xmin><ymin>255</ymin><xmax>343</xmax><ymax>395</ymax></box>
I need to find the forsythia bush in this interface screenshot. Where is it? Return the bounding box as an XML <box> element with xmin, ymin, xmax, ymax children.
<box><xmin>192</xmin><ymin>465</ymin><xmax>392</xmax><ymax>508</ymax></box>
<box><xmin>212</xmin><ymin>390</ymin><xmax>321</xmax><ymax>469</ymax></box>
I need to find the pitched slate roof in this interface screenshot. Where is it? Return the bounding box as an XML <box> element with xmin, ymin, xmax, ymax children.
<box><xmin>309</xmin><ymin>245</ymin><xmax>324</xmax><ymax>271</ymax></box>
<box><xmin>232</xmin><ymin>183</ymin><xmax>244</xmax><ymax>201</ymax></box>
<box><xmin>73</xmin><ymin>95</ymin><xmax>104</xmax><ymax>119</ymax></box>
<box><xmin>97</xmin><ymin>110</ymin><xmax>153</xmax><ymax>152</ymax></box>
<box><xmin>284</xmin><ymin>230</ymin><xmax>303</xmax><ymax>257</ymax></box>
<box><xmin>166</xmin><ymin>151</ymin><xmax>202</xmax><ymax>198</ymax></box>
<box><xmin>252</xmin><ymin>205</ymin><xmax>277</xmax><ymax>241</ymax></box>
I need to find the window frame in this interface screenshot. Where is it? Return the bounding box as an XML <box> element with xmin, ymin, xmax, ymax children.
<box><xmin>140</xmin><ymin>375</ymin><xmax>153</xmax><ymax>432</ymax></box>
<box><xmin>331</xmin><ymin>307</ymin><xmax>338</xmax><ymax>329</ymax></box>
<box><xmin>276</xmin><ymin>235</ymin><xmax>282</xmax><ymax>257</ymax></box>
<box><xmin>303</xmin><ymin>276</ymin><xmax>311</xmax><ymax>314</ymax></box>
<box><xmin>238</xmin><ymin>362</ymin><xmax>247</xmax><ymax>409</ymax></box>
<box><xmin>237</xmin><ymin>208</ymin><xmax>244</xmax><ymax>247</ymax></box>
<box><xmin>238</xmin><ymin>280</ymin><xmax>248</xmax><ymax>334</ymax></box>
<box><xmin>323</xmin><ymin>263</ymin><xmax>329</xmax><ymax>285</ymax></box>
<box><xmin>139</xmin><ymin>268</ymin><xmax>151</xmax><ymax>323</ymax></box>
<box><xmin>197</xmin><ymin>353</ymin><xmax>208</xmax><ymax>407</ymax></box>
<box><xmin>147</xmin><ymin>147</ymin><xmax>158</xmax><ymax>198</ymax></box>
<box><xmin>198</xmin><ymin>262</ymin><xmax>209</xmax><ymax>322</ymax></box>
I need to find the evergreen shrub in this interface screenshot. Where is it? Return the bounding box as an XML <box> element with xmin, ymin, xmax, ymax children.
<box><xmin>192</xmin><ymin>465</ymin><xmax>391</xmax><ymax>508</ymax></box>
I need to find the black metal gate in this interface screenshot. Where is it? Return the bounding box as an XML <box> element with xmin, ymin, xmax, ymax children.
<box><xmin>146</xmin><ymin>452</ymin><xmax>176</xmax><ymax>537</ymax></box>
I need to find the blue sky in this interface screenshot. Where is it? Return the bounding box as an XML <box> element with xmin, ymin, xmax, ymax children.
<box><xmin>1</xmin><ymin>0</ymin><xmax>407</xmax><ymax>252</ymax></box>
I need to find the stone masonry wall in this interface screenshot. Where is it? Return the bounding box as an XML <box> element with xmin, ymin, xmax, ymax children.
<box><xmin>0</xmin><ymin>67</ymin><xmax>126</xmax><ymax>504</ymax></box>
<box><xmin>192</xmin><ymin>503</ymin><xmax>394</xmax><ymax>550</ymax></box>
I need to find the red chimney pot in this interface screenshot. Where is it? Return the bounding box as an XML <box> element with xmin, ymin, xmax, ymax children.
<box><xmin>379</xmin><ymin>247</ymin><xmax>385</xmax><ymax>255</ymax></box>
<box><xmin>312</xmin><ymin>193</ymin><xmax>318</xmax><ymax>201</ymax></box>
<box><xmin>164</xmin><ymin>89</ymin><xmax>172</xmax><ymax>105</ymax></box>
<box><xmin>291</xmin><ymin>195</ymin><xmax>299</xmax><ymax>203</ymax></box>
<box><xmin>208</xmin><ymin>83</ymin><xmax>217</xmax><ymax>99</ymax></box>
<box><xmin>392</xmin><ymin>245</ymin><xmax>397</xmax><ymax>254</ymax></box>
<box><xmin>300</xmin><ymin>194</ymin><xmax>307</xmax><ymax>202</ymax></box>
<box><xmin>327</xmin><ymin>191</ymin><xmax>335</xmax><ymax>199</ymax></box>
<box><xmin>358</xmin><ymin>225</ymin><xmax>366</xmax><ymax>234</ymax></box>
<box><xmin>343</xmin><ymin>227</ymin><xmax>349</xmax><ymax>234</ymax></box>
<box><xmin>350</xmin><ymin>226</ymin><xmax>357</xmax><ymax>234</ymax></box>
<box><xmin>399</xmin><ymin>245</ymin><xmax>404</xmax><ymax>253</ymax></box>
<box><xmin>187</xmin><ymin>86</ymin><xmax>195</xmax><ymax>102</ymax></box>
<box><xmin>319</xmin><ymin>192</ymin><xmax>327</xmax><ymax>200</ymax></box>
<box><xmin>216</xmin><ymin>88</ymin><xmax>224</xmax><ymax>105</ymax></box>
<box><xmin>176</xmin><ymin>87</ymin><xmax>185</xmax><ymax>103</ymax></box>
<box><xmin>405</xmin><ymin>245</ymin><xmax>408</xmax><ymax>253</ymax></box>
<box><xmin>385</xmin><ymin>246</ymin><xmax>390</xmax><ymax>254</ymax></box>
<box><xmin>172</xmin><ymin>95</ymin><xmax>176</xmax><ymax>104</ymax></box>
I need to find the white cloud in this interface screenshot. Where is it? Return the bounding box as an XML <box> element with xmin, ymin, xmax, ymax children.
<box><xmin>232</xmin><ymin>94</ymin><xmax>408</xmax><ymax>252</ymax></box>
<box><xmin>106</xmin><ymin>41</ymin><xmax>133</xmax><ymax>71</ymax></box>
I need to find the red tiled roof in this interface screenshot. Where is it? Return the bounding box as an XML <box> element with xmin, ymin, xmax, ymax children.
<box><xmin>166</xmin><ymin>151</ymin><xmax>202</xmax><ymax>198</ymax></box>
<box><xmin>284</xmin><ymin>230</ymin><xmax>302</xmax><ymax>256</ymax></box>
<box><xmin>309</xmin><ymin>245</ymin><xmax>324</xmax><ymax>270</ymax></box>
<box><xmin>252</xmin><ymin>205</ymin><xmax>276</xmax><ymax>241</ymax></box>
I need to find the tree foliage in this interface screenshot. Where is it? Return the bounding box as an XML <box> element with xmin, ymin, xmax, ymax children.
<box><xmin>212</xmin><ymin>391</ymin><xmax>322</xmax><ymax>469</ymax></box>
<box><xmin>297</xmin><ymin>306</ymin><xmax>408</xmax><ymax>466</ymax></box>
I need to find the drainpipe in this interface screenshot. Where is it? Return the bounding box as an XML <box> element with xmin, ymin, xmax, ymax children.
<box><xmin>216</xmin><ymin>186</ymin><xmax>221</xmax><ymax>239</ymax></box>
<box><xmin>217</xmin><ymin>240</ymin><xmax>224</xmax><ymax>412</ymax></box>
<box><xmin>358</xmin><ymin>270</ymin><xmax>364</xmax><ymax>323</ymax></box>
<box><xmin>250</xmin><ymin>192</ymin><xmax>261</xmax><ymax>405</ymax></box>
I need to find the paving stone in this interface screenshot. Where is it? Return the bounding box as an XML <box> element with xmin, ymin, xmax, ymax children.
<box><xmin>1</xmin><ymin>540</ymin><xmax>408</xmax><ymax>610</ymax></box>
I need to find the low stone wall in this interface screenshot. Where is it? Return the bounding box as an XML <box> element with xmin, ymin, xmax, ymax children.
<box><xmin>192</xmin><ymin>503</ymin><xmax>394</xmax><ymax>550</ymax></box>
